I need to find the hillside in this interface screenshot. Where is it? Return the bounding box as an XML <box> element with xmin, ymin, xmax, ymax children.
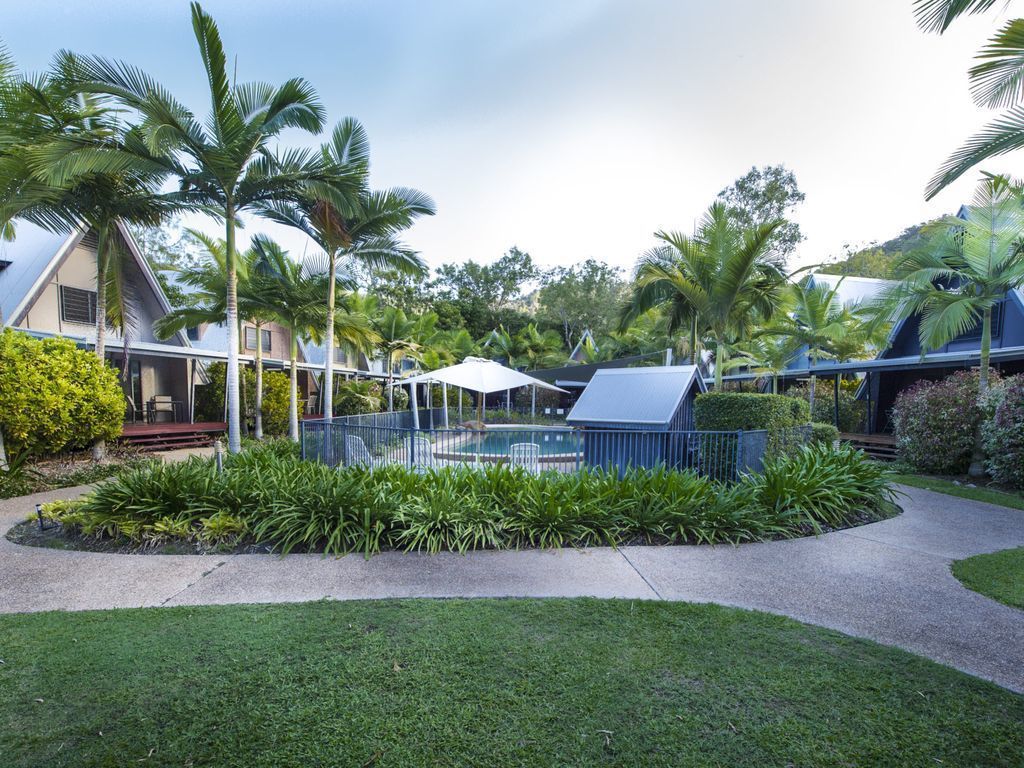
<box><xmin>818</xmin><ymin>217</ymin><xmax>944</xmax><ymax>279</ymax></box>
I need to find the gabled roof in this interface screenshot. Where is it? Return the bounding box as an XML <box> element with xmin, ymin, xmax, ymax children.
<box><xmin>807</xmin><ymin>273</ymin><xmax>896</xmax><ymax>308</ymax></box>
<box><xmin>0</xmin><ymin>219</ymin><xmax>191</xmax><ymax>348</ymax></box>
<box><xmin>0</xmin><ymin>222</ymin><xmax>80</xmax><ymax>323</ymax></box>
<box><xmin>568</xmin><ymin>329</ymin><xmax>597</xmax><ymax>362</ymax></box>
<box><xmin>566</xmin><ymin>365</ymin><xmax>705</xmax><ymax>426</ymax></box>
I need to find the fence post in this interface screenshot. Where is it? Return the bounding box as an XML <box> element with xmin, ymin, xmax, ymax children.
<box><xmin>407</xmin><ymin>427</ymin><xmax>414</xmax><ymax>469</ymax></box>
<box><xmin>575</xmin><ymin>429</ymin><xmax>582</xmax><ymax>471</ymax></box>
<box><xmin>299</xmin><ymin>423</ymin><xmax>306</xmax><ymax>461</ymax></box>
<box><xmin>735</xmin><ymin>430</ymin><xmax>743</xmax><ymax>481</ymax></box>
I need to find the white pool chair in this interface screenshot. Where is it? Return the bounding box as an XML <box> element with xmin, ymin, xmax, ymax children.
<box><xmin>509</xmin><ymin>442</ymin><xmax>541</xmax><ymax>475</ymax></box>
<box><xmin>407</xmin><ymin>435</ymin><xmax>438</xmax><ymax>470</ymax></box>
<box><xmin>345</xmin><ymin>435</ymin><xmax>374</xmax><ymax>469</ymax></box>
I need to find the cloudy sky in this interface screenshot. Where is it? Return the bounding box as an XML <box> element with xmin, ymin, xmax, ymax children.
<box><xmin>4</xmin><ymin>0</ymin><xmax>1021</xmax><ymax>273</ymax></box>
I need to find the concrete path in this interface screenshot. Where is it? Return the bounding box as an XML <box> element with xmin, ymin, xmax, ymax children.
<box><xmin>1</xmin><ymin>484</ymin><xmax>1022</xmax><ymax>693</ymax></box>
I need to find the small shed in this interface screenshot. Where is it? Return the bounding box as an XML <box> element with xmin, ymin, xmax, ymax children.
<box><xmin>566</xmin><ymin>366</ymin><xmax>706</xmax><ymax>471</ymax></box>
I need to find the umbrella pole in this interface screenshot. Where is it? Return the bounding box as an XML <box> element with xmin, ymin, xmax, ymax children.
<box><xmin>410</xmin><ymin>381</ymin><xmax>420</xmax><ymax>430</ymax></box>
<box><xmin>531</xmin><ymin>385</ymin><xmax>536</xmax><ymax>421</ymax></box>
<box><xmin>476</xmin><ymin>392</ymin><xmax>484</xmax><ymax>466</ymax></box>
<box><xmin>442</xmin><ymin>383</ymin><xmax>449</xmax><ymax>428</ymax></box>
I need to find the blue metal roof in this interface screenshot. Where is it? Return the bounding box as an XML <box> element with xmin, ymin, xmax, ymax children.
<box><xmin>0</xmin><ymin>222</ymin><xmax>79</xmax><ymax>323</ymax></box>
<box><xmin>566</xmin><ymin>366</ymin><xmax>706</xmax><ymax>427</ymax></box>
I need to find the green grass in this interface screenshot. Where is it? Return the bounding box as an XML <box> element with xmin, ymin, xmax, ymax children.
<box><xmin>1</xmin><ymin>600</ymin><xmax>1021</xmax><ymax>767</ymax></box>
<box><xmin>888</xmin><ymin>473</ymin><xmax>1024</xmax><ymax>511</ymax></box>
<box><xmin>953</xmin><ymin>547</ymin><xmax>1024</xmax><ymax>610</ymax></box>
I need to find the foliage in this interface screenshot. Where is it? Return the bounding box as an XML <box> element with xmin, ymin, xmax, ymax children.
<box><xmin>535</xmin><ymin>259</ymin><xmax>626</xmax><ymax>346</ymax></box>
<box><xmin>716</xmin><ymin>164</ymin><xmax>805</xmax><ymax>266</ymax></box>
<box><xmin>56</xmin><ymin>446</ymin><xmax>893</xmax><ymax>554</ymax></box>
<box><xmin>982</xmin><ymin>374</ymin><xmax>1024</xmax><ymax>487</ymax></box>
<box><xmin>891</xmin><ymin>369</ymin><xmax>990</xmax><ymax>474</ymax></box>
<box><xmin>195</xmin><ymin>362</ymin><xmax>291</xmax><ymax>437</ymax></box>
<box><xmin>786</xmin><ymin>380</ymin><xmax>865</xmax><ymax>433</ymax></box>
<box><xmin>333</xmin><ymin>379</ymin><xmax>383</xmax><ymax>416</ymax></box>
<box><xmin>693</xmin><ymin>392</ymin><xmax>804</xmax><ymax>432</ymax></box>
<box><xmin>808</xmin><ymin>422</ymin><xmax>840</xmax><ymax>446</ymax></box>
<box><xmin>621</xmin><ymin>201</ymin><xmax>787</xmax><ymax>388</ymax></box>
<box><xmin>433</xmin><ymin>247</ymin><xmax>537</xmax><ymax>338</ymax></box>
<box><xmin>0</xmin><ymin>330</ymin><xmax>123</xmax><ymax>458</ymax></box>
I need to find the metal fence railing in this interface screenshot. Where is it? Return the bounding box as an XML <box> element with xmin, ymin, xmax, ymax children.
<box><xmin>301</xmin><ymin>414</ymin><xmax>813</xmax><ymax>482</ymax></box>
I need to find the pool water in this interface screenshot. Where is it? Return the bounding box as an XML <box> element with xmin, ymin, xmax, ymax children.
<box><xmin>453</xmin><ymin>429</ymin><xmax>580</xmax><ymax>457</ymax></box>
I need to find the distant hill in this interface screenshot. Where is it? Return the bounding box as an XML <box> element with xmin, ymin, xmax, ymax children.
<box><xmin>818</xmin><ymin>217</ymin><xmax>944</xmax><ymax>279</ymax></box>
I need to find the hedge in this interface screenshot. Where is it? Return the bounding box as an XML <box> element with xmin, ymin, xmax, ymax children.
<box><xmin>983</xmin><ymin>375</ymin><xmax>1024</xmax><ymax>488</ymax></box>
<box><xmin>693</xmin><ymin>392</ymin><xmax>805</xmax><ymax>432</ymax></box>
<box><xmin>0</xmin><ymin>329</ymin><xmax>123</xmax><ymax>458</ymax></box>
<box><xmin>809</xmin><ymin>422</ymin><xmax>839</xmax><ymax>446</ymax></box>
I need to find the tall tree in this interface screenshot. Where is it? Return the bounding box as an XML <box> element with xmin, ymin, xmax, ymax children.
<box><xmin>259</xmin><ymin>117</ymin><xmax>433</xmax><ymax>419</ymax></box>
<box><xmin>913</xmin><ymin>1</ymin><xmax>1024</xmax><ymax>197</ymax></box>
<box><xmin>620</xmin><ymin>202</ymin><xmax>786</xmax><ymax>388</ymax></box>
<box><xmin>0</xmin><ymin>53</ymin><xmax>173</xmax><ymax>460</ymax></box>
<box><xmin>717</xmin><ymin>165</ymin><xmax>805</xmax><ymax>266</ymax></box>
<box><xmin>52</xmin><ymin>3</ymin><xmax>340</xmax><ymax>452</ymax></box>
<box><xmin>875</xmin><ymin>173</ymin><xmax>1024</xmax><ymax>476</ymax></box>
<box><xmin>371</xmin><ymin>304</ymin><xmax>422</xmax><ymax>411</ymax></box>
<box><xmin>536</xmin><ymin>259</ymin><xmax>625</xmax><ymax>346</ymax></box>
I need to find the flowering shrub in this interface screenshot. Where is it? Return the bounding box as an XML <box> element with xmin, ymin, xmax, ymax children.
<box><xmin>982</xmin><ymin>375</ymin><xmax>1024</xmax><ymax>488</ymax></box>
<box><xmin>890</xmin><ymin>370</ymin><xmax>992</xmax><ymax>474</ymax></box>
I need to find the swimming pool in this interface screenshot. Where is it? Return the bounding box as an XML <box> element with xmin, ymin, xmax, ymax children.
<box><xmin>451</xmin><ymin>427</ymin><xmax>580</xmax><ymax>458</ymax></box>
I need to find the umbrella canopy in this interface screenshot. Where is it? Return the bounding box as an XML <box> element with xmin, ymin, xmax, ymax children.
<box><xmin>403</xmin><ymin>357</ymin><xmax>567</xmax><ymax>394</ymax></box>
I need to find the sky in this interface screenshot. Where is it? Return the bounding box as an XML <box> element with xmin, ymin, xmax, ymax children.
<box><xmin>4</xmin><ymin>0</ymin><xmax>1022</xmax><ymax>275</ymax></box>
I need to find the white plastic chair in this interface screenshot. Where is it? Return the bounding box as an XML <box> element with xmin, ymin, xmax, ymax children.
<box><xmin>407</xmin><ymin>435</ymin><xmax>437</xmax><ymax>470</ymax></box>
<box><xmin>509</xmin><ymin>442</ymin><xmax>541</xmax><ymax>475</ymax></box>
<box><xmin>345</xmin><ymin>435</ymin><xmax>373</xmax><ymax>469</ymax></box>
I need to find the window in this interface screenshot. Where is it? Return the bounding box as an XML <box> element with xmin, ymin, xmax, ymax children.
<box><xmin>957</xmin><ymin>301</ymin><xmax>1004</xmax><ymax>342</ymax></box>
<box><xmin>186</xmin><ymin>326</ymin><xmax>200</xmax><ymax>341</ymax></box>
<box><xmin>244</xmin><ymin>326</ymin><xmax>272</xmax><ymax>351</ymax></box>
<box><xmin>60</xmin><ymin>285</ymin><xmax>97</xmax><ymax>325</ymax></box>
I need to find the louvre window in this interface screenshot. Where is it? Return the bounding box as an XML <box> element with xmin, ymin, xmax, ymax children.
<box><xmin>958</xmin><ymin>302</ymin><xmax>1004</xmax><ymax>341</ymax></box>
<box><xmin>59</xmin><ymin>285</ymin><xmax>97</xmax><ymax>325</ymax></box>
<box><xmin>244</xmin><ymin>326</ymin><xmax>272</xmax><ymax>351</ymax></box>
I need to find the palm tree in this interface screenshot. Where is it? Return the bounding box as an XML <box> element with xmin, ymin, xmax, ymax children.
<box><xmin>258</xmin><ymin>118</ymin><xmax>434</xmax><ymax>419</ymax></box>
<box><xmin>0</xmin><ymin>54</ymin><xmax>174</xmax><ymax>460</ymax></box>
<box><xmin>620</xmin><ymin>202</ymin><xmax>786</xmax><ymax>389</ymax></box>
<box><xmin>875</xmin><ymin>173</ymin><xmax>1024</xmax><ymax>476</ymax></box>
<box><xmin>728</xmin><ymin>335</ymin><xmax>800</xmax><ymax>394</ymax></box>
<box><xmin>372</xmin><ymin>305</ymin><xmax>421</xmax><ymax>410</ymax></box>
<box><xmin>913</xmin><ymin>1</ymin><xmax>1024</xmax><ymax>197</ymax></box>
<box><xmin>52</xmin><ymin>3</ymin><xmax>342</xmax><ymax>452</ymax></box>
<box><xmin>764</xmin><ymin>277</ymin><xmax>854</xmax><ymax>414</ymax></box>
<box><xmin>152</xmin><ymin>231</ymin><xmax>278</xmax><ymax>438</ymax></box>
<box><xmin>516</xmin><ymin>324</ymin><xmax>565</xmax><ymax>369</ymax></box>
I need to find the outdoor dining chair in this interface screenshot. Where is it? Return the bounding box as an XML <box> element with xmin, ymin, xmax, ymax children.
<box><xmin>509</xmin><ymin>442</ymin><xmax>541</xmax><ymax>475</ymax></box>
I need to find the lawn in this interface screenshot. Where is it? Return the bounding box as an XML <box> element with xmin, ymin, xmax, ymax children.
<box><xmin>888</xmin><ymin>473</ymin><xmax>1024</xmax><ymax>511</ymax></box>
<box><xmin>953</xmin><ymin>547</ymin><xmax>1024</xmax><ymax>610</ymax></box>
<box><xmin>1</xmin><ymin>600</ymin><xmax>1022</xmax><ymax>767</ymax></box>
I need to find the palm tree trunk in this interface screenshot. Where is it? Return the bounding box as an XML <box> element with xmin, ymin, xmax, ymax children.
<box><xmin>254</xmin><ymin>324</ymin><xmax>264</xmax><ymax>440</ymax></box>
<box><xmin>690</xmin><ymin>317</ymin><xmax>697</xmax><ymax>365</ymax></box>
<box><xmin>224</xmin><ymin>204</ymin><xmax>242</xmax><ymax>454</ymax></box>
<box><xmin>92</xmin><ymin>224</ymin><xmax>109</xmax><ymax>462</ymax></box>
<box><xmin>714</xmin><ymin>343</ymin><xmax>724</xmax><ymax>390</ymax></box>
<box><xmin>387</xmin><ymin>351</ymin><xmax>395</xmax><ymax>411</ymax></box>
<box><xmin>288</xmin><ymin>330</ymin><xmax>299</xmax><ymax>442</ymax></box>
<box><xmin>323</xmin><ymin>250</ymin><xmax>336</xmax><ymax>419</ymax></box>
<box><xmin>808</xmin><ymin>351</ymin><xmax>817</xmax><ymax>418</ymax></box>
<box><xmin>968</xmin><ymin>307</ymin><xmax>993</xmax><ymax>478</ymax></box>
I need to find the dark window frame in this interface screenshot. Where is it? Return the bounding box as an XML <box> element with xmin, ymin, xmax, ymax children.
<box><xmin>957</xmin><ymin>301</ymin><xmax>1004</xmax><ymax>342</ymax></box>
<box><xmin>244</xmin><ymin>326</ymin><xmax>272</xmax><ymax>352</ymax></box>
<box><xmin>59</xmin><ymin>285</ymin><xmax>98</xmax><ymax>325</ymax></box>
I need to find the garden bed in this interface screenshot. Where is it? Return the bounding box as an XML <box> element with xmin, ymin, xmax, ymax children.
<box><xmin>6</xmin><ymin>441</ymin><xmax>900</xmax><ymax>557</ymax></box>
<box><xmin>0</xmin><ymin>448</ymin><xmax>151</xmax><ymax>500</ymax></box>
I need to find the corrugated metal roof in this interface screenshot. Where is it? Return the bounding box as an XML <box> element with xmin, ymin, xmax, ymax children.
<box><xmin>807</xmin><ymin>273</ymin><xmax>895</xmax><ymax>308</ymax></box>
<box><xmin>0</xmin><ymin>221</ymin><xmax>79</xmax><ymax>323</ymax></box>
<box><xmin>566</xmin><ymin>366</ymin><xmax>705</xmax><ymax>427</ymax></box>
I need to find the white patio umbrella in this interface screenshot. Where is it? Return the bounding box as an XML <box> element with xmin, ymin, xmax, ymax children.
<box><xmin>403</xmin><ymin>356</ymin><xmax>566</xmax><ymax>430</ymax></box>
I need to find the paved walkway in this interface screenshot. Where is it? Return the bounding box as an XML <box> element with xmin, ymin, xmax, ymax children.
<box><xmin>1</xmin><ymin>484</ymin><xmax>1022</xmax><ymax>692</ymax></box>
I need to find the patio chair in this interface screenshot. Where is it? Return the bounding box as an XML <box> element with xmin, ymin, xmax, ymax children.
<box><xmin>509</xmin><ymin>442</ymin><xmax>541</xmax><ymax>475</ymax></box>
<box><xmin>407</xmin><ymin>435</ymin><xmax>437</xmax><ymax>470</ymax></box>
<box><xmin>344</xmin><ymin>435</ymin><xmax>374</xmax><ymax>469</ymax></box>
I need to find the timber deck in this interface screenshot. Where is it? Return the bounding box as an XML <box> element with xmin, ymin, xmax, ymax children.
<box><xmin>840</xmin><ymin>432</ymin><xmax>898</xmax><ymax>462</ymax></box>
<box><xmin>120</xmin><ymin>421</ymin><xmax>227</xmax><ymax>452</ymax></box>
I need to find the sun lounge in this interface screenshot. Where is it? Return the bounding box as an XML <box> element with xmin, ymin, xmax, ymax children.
<box><xmin>509</xmin><ymin>442</ymin><xmax>541</xmax><ymax>474</ymax></box>
<box><xmin>344</xmin><ymin>435</ymin><xmax>374</xmax><ymax>468</ymax></box>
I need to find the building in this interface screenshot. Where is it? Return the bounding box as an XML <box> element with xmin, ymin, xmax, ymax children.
<box><xmin>566</xmin><ymin>365</ymin><xmax>706</xmax><ymax>471</ymax></box>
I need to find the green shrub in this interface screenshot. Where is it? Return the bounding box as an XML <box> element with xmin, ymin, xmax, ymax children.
<box><xmin>195</xmin><ymin>362</ymin><xmax>291</xmax><ymax>436</ymax></box>
<box><xmin>982</xmin><ymin>375</ymin><xmax>1024</xmax><ymax>488</ymax></box>
<box><xmin>808</xmin><ymin>422</ymin><xmax>839</xmax><ymax>446</ymax></box>
<box><xmin>334</xmin><ymin>379</ymin><xmax>382</xmax><ymax>416</ymax></box>
<box><xmin>785</xmin><ymin>380</ymin><xmax>865</xmax><ymax>432</ymax></box>
<box><xmin>891</xmin><ymin>370</ymin><xmax>991</xmax><ymax>475</ymax></box>
<box><xmin>694</xmin><ymin>392</ymin><xmax>803</xmax><ymax>431</ymax></box>
<box><xmin>60</xmin><ymin>445</ymin><xmax>895</xmax><ymax>554</ymax></box>
<box><xmin>0</xmin><ymin>329</ymin><xmax>123</xmax><ymax>458</ymax></box>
